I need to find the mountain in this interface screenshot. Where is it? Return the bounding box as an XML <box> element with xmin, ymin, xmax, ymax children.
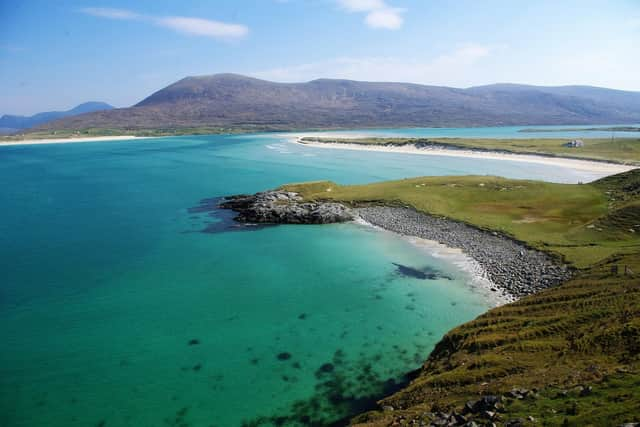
<box><xmin>1</xmin><ymin>101</ymin><xmax>114</xmax><ymax>132</ymax></box>
<box><xmin>32</xmin><ymin>74</ymin><xmax>640</xmax><ymax>132</ymax></box>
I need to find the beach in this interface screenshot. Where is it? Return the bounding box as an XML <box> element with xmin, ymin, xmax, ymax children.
<box><xmin>292</xmin><ymin>135</ymin><xmax>636</xmax><ymax>176</ymax></box>
<box><xmin>0</xmin><ymin>135</ymin><xmax>150</xmax><ymax>146</ymax></box>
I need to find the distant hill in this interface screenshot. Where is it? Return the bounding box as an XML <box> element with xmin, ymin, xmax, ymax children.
<box><xmin>1</xmin><ymin>101</ymin><xmax>113</xmax><ymax>131</ymax></box>
<box><xmin>32</xmin><ymin>75</ymin><xmax>640</xmax><ymax>132</ymax></box>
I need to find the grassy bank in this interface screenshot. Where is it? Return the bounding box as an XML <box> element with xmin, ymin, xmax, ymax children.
<box><xmin>282</xmin><ymin>170</ymin><xmax>640</xmax><ymax>426</ymax></box>
<box><xmin>300</xmin><ymin>136</ymin><xmax>640</xmax><ymax>165</ymax></box>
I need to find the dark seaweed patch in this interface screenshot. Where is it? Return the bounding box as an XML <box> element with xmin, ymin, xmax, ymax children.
<box><xmin>315</xmin><ymin>363</ymin><xmax>335</xmax><ymax>378</ymax></box>
<box><xmin>277</xmin><ymin>352</ymin><xmax>292</xmax><ymax>361</ymax></box>
<box><xmin>186</xmin><ymin>196</ymin><xmax>272</xmax><ymax>234</ymax></box>
<box><xmin>241</xmin><ymin>352</ymin><xmax>420</xmax><ymax>427</ymax></box>
<box><xmin>392</xmin><ymin>262</ymin><xmax>453</xmax><ymax>280</ymax></box>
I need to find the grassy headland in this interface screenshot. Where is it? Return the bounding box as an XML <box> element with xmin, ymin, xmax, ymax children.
<box><xmin>299</xmin><ymin>136</ymin><xmax>640</xmax><ymax>165</ymax></box>
<box><xmin>281</xmin><ymin>170</ymin><xmax>640</xmax><ymax>425</ymax></box>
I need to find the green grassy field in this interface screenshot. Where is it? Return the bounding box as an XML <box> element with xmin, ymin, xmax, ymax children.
<box><xmin>283</xmin><ymin>174</ymin><xmax>640</xmax><ymax>268</ymax></box>
<box><xmin>301</xmin><ymin>136</ymin><xmax>640</xmax><ymax>165</ymax></box>
<box><xmin>282</xmin><ymin>170</ymin><xmax>640</xmax><ymax>426</ymax></box>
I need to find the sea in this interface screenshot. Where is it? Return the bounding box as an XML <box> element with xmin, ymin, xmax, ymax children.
<box><xmin>0</xmin><ymin>125</ymin><xmax>637</xmax><ymax>426</ymax></box>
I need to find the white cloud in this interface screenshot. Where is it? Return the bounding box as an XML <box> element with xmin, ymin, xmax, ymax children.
<box><xmin>155</xmin><ymin>17</ymin><xmax>248</xmax><ymax>39</ymax></box>
<box><xmin>80</xmin><ymin>7</ymin><xmax>139</xmax><ymax>20</ymax></box>
<box><xmin>337</xmin><ymin>0</ymin><xmax>405</xmax><ymax>30</ymax></box>
<box><xmin>338</xmin><ymin>0</ymin><xmax>386</xmax><ymax>12</ymax></box>
<box><xmin>79</xmin><ymin>7</ymin><xmax>248</xmax><ymax>40</ymax></box>
<box><xmin>365</xmin><ymin>8</ymin><xmax>404</xmax><ymax>29</ymax></box>
<box><xmin>250</xmin><ymin>44</ymin><xmax>495</xmax><ymax>86</ymax></box>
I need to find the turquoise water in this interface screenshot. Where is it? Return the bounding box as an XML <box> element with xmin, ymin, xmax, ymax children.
<box><xmin>0</xmin><ymin>128</ymin><xmax>620</xmax><ymax>426</ymax></box>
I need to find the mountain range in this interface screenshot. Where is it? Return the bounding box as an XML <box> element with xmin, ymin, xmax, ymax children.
<box><xmin>1</xmin><ymin>102</ymin><xmax>113</xmax><ymax>133</ymax></box>
<box><xmin>31</xmin><ymin>74</ymin><xmax>640</xmax><ymax>132</ymax></box>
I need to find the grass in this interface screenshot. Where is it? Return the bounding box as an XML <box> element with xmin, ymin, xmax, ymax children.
<box><xmin>300</xmin><ymin>136</ymin><xmax>640</xmax><ymax>165</ymax></box>
<box><xmin>281</xmin><ymin>169</ymin><xmax>640</xmax><ymax>426</ymax></box>
<box><xmin>283</xmin><ymin>174</ymin><xmax>640</xmax><ymax>268</ymax></box>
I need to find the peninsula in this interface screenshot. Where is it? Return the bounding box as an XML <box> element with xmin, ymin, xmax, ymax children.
<box><xmin>296</xmin><ymin>136</ymin><xmax>640</xmax><ymax>169</ymax></box>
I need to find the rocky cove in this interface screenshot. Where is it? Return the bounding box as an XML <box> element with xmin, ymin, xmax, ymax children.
<box><xmin>220</xmin><ymin>190</ymin><xmax>572</xmax><ymax>299</ymax></box>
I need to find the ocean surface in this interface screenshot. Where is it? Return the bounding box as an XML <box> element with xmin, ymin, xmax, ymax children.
<box><xmin>0</xmin><ymin>126</ymin><xmax>633</xmax><ymax>427</ymax></box>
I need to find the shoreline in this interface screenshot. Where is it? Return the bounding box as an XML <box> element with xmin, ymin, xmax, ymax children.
<box><xmin>292</xmin><ymin>136</ymin><xmax>636</xmax><ymax>176</ymax></box>
<box><xmin>0</xmin><ymin>135</ymin><xmax>152</xmax><ymax>147</ymax></box>
<box><xmin>352</xmin><ymin>216</ymin><xmax>514</xmax><ymax>307</ymax></box>
<box><xmin>354</xmin><ymin>207</ymin><xmax>572</xmax><ymax>300</ymax></box>
<box><xmin>219</xmin><ymin>191</ymin><xmax>571</xmax><ymax>300</ymax></box>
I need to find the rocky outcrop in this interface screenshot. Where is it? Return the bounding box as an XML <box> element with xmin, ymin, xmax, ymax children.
<box><xmin>219</xmin><ymin>191</ymin><xmax>354</xmax><ymax>224</ymax></box>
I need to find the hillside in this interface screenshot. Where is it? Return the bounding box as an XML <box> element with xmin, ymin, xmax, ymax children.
<box><xmin>279</xmin><ymin>169</ymin><xmax>640</xmax><ymax>426</ymax></box>
<box><xmin>32</xmin><ymin>74</ymin><xmax>640</xmax><ymax>133</ymax></box>
<box><xmin>0</xmin><ymin>101</ymin><xmax>113</xmax><ymax>133</ymax></box>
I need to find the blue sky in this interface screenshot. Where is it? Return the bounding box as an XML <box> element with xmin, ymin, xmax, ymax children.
<box><xmin>1</xmin><ymin>0</ymin><xmax>639</xmax><ymax>115</ymax></box>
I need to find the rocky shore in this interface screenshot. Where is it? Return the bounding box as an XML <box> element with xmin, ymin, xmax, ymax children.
<box><xmin>220</xmin><ymin>191</ymin><xmax>571</xmax><ymax>299</ymax></box>
<box><xmin>356</xmin><ymin>206</ymin><xmax>572</xmax><ymax>298</ymax></box>
<box><xmin>219</xmin><ymin>190</ymin><xmax>354</xmax><ymax>224</ymax></box>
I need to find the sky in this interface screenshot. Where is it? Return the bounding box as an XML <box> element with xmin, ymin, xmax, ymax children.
<box><xmin>1</xmin><ymin>0</ymin><xmax>639</xmax><ymax>115</ymax></box>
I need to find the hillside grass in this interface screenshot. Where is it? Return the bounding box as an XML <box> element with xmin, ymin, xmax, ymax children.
<box><xmin>282</xmin><ymin>170</ymin><xmax>640</xmax><ymax>426</ymax></box>
<box><xmin>301</xmin><ymin>136</ymin><xmax>640</xmax><ymax>165</ymax></box>
<box><xmin>283</xmin><ymin>174</ymin><xmax>640</xmax><ymax>268</ymax></box>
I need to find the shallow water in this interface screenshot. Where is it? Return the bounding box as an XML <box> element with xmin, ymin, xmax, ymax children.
<box><xmin>0</xmin><ymin>128</ymin><xmax>620</xmax><ymax>426</ymax></box>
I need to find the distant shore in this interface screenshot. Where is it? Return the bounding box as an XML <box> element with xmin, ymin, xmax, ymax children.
<box><xmin>0</xmin><ymin>135</ymin><xmax>152</xmax><ymax>147</ymax></box>
<box><xmin>292</xmin><ymin>136</ymin><xmax>636</xmax><ymax>176</ymax></box>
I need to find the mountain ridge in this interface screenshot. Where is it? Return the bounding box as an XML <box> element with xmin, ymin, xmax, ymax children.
<box><xmin>31</xmin><ymin>75</ymin><xmax>640</xmax><ymax>132</ymax></box>
<box><xmin>1</xmin><ymin>101</ymin><xmax>114</xmax><ymax>132</ymax></box>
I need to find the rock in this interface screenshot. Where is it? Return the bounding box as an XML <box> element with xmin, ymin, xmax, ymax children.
<box><xmin>220</xmin><ymin>191</ymin><xmax>353</xmax><ymax>224</ymax></box>
<box><xmin>471</xmin><ymin>395</ymin><xmax>501</xmax><ymax>413</ymax></box>
<box><xmin>579</xmin><ymin>385</ymin><xmax>593</xmax><ymax>397</ymax></box>
<box><xmin>382</xmin><ymin>405</ymin><xmax>395</xmax><ymax>411</ymax></box>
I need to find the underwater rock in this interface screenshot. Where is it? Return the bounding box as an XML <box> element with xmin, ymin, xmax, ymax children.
<box><xmin>392</xmin><ymin>262</ymin><xmax>453</xmax><ymax>280</ymax></box>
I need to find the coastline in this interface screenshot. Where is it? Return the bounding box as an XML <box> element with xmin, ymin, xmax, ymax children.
<box><xmin>219</xmin><ymin>191</ymin><xmax>571</xmax><ymax>301</ymax></box>
<box><xmin>355</xmin><ymin>206</ymin><xmax>571</xmax><ymax>300</ymax></box>
<box><xmin>0</xmin><ymin>135</ymin><xmax>152</xmax><ymax>147</ymax></box>
<box><xmin>353</xmin><ymin>216</ymin><xmax>514</xmax><ymax>307</ymax></box>
<box><xmin>292</xmin><ymin>136</ymin><xmax>636</xmax><ymax>176</ymax></box>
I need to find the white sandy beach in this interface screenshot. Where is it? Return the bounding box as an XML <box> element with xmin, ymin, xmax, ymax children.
<box><xmin>353</xmin><ymin>216</ymin><xmax>514</xmax><ymax>307</ymax></box>
<box><xmin>0</xmin><ymin>135</ymin><xmax>151</xmax><ymax>147</ymax></box>
<box><xmin>291</xmin><ymin>135</ymin><xmax>636</xmax><ymax>176</ymax></box>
